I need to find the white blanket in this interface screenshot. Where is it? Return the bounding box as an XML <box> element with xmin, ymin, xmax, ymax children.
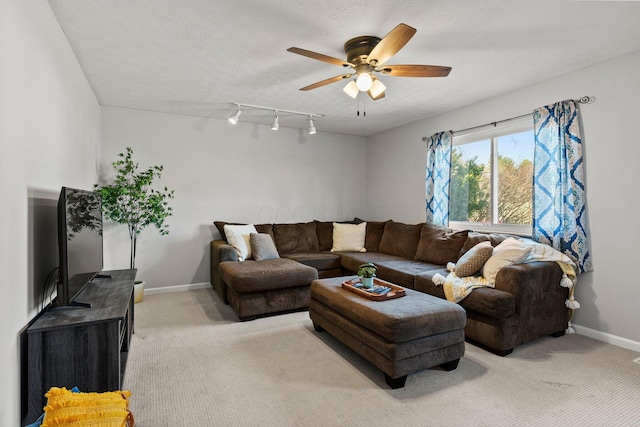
<box><xmin>432</xmin><ymin>238</ymin><xmax>577</xmax><ymax>304</ymax></box>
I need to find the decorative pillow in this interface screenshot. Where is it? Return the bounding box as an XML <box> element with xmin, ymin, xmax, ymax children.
<box><xmin>41</xmin><ymin>387</ymin><xmax>132</xmax><ymax>427</ymax></box>
<box><xmin>455</xmin><ymin>241</ymin><xmax>493</xmax><ymax>277</ymax></box>
<box><xmin>414</xmin><ymin>223</ymin><xmax>469</xmax><ymax>264</ymax></box>
<box><xmin>214</xmin><ymin>221</ymin><xmax>273</xmax><ymax>242</ymax></box>
<box><xmin>224</xmin><ymin>224</ymin><xmax>258</xmax><ymax>261</ymax></box>
<box><xmin>482</xmin><ymin>237</ymin><xmax>532</xmax><ymax>284</ymax></box>
<box><xmin>250</xmin><ymin>233</ymin><xmax>280</xmax><ymax>261</ymax></box>
<box><xmin>331</xmin><ymin>222</ymin><xmax>367</xmax><ymax>252</ymax></box>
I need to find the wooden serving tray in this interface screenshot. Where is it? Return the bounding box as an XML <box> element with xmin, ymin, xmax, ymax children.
<box><xmin>341</xmin><ymin>277</ymin><xmax>406</xmax><ymax>301</ymax></box>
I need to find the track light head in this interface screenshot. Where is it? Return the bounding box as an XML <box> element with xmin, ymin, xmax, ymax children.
<box><xmin>271</xmin><ymin>111</ymin><xmax>279</xmax><ymax>130</ymax></box>
<box><xmin>228</xmin><ymin>105</ymin><xmax>242</xmax><ymax>124</ymax></box>
<box><xmin>308</xmin><ymin>117</ymin><xmax>316</xmax><ymax>135</ymax></box>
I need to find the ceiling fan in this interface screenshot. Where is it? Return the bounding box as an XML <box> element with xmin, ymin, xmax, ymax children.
<box><xmin>287</xmin><ymin>23</ymin><xmax>451</xmax><ymax>101</ymax></box>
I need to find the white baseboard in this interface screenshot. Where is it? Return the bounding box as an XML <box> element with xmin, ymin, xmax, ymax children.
<box><xmin>144</xmin><ymin>282</ymin><xmax>210</xmax><ymax>295</ymax></box>
<box><xmin>573</xmin><ymin>323</ymin><xmax>640</xmax><ymax>353</ymax></box>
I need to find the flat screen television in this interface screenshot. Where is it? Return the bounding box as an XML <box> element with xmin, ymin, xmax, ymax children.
<box><xmin>56</xmin><ymin>186</ymin><xmax>104</xmax><ymax>307</ymax></box>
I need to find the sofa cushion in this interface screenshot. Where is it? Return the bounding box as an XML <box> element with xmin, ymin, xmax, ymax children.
<box><xmin>414</xmin><ymin>223</ymin><xmax>469</xmax><ymax>264</ymax></box>
<box><xmin>378</xmin><ymin>221</ymin><xmax>423</xmax><ymax>259</ymax></box>
<box><xmin>215</xmin><ymin>221</ymin><xmax>273</xmax><ymax>241</ymax></box>
<box><xmin>459</xmin><ymin>232</ymin><xmax>518</xmax><ymax>256</ymax></box>
<box><xmin>219</xmin><ymin>258</ymin><xmax>318</xmax><ymax>293</ymax></box>
<box><xmin>482</xmin><ymin>238</ymin><xmax>532</xmax><ymax>284</ymax></box>
<box><xmin>282</xmin><ymin>252</ymin><xmax>342</xmax><ymax>271</ymax></box>
<box><xmin>331</xmin><ymin>222</ymin><xmax>367</xmax><ymax>252</ymax></box>
<box><xmin>413</xmin><ymin>269</ymin><xmax>450</xmax><ymax>297</ymax></box>
<box><xmin>413</xmin><ymin>270</ymin><xmax>515</xmax><ymax>319</ymax></box>
<box><xmin>273</xmin><ymin>222</ymin><xmax>319</xmax><ymax>254</ymax></box>
<box><xmin>364</xmin><ymin>221</ymin><xmax>388</xmax><ymax>252</ymax></box>
<box><xmin>455</xmin><ymin>241</ymin><xmax>493</xmax><ymax>277</ymax></box>
<box><xmin>375</xmin><ymin>259</ymin><xmax>443</xmax><ymax>289</ymax></box>
<box><xmin>249</xmin><ymin>233</ymin><xmax>280</xmax><ymax>261</ymax></box>
<box><xmin>315</xmin><ymin>221</ymin><xmax>335</xmax><ymax>252</ymax></box>
<box><xmin>339</xmin><ymin>252</ymin><xmax>406</xmax><ymax>274</ymax></box>
<box><xmin>224</xmin><ymin>224</ymin><xmax>257</xmax><ymax>261</ymax></box>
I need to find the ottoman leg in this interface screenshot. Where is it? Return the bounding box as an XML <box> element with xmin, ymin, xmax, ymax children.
<box><xmin>312</xmin><ymin>322</ymin><xmax>324</xmax><ymax>332</ymax></box>
<box><xmin>440</xmin><ymin>358</ymin><xmax>460</xmax><ymax>371</ymax></box>
<box><xmin>385</xmin><ymin>374</ymin><xmax>407</xmax><ymax>389</ymax></box>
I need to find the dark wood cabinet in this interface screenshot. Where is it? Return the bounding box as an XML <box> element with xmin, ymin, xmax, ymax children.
<box><xmin>25</xmin><ymin>269</ymin><xmax>136</xmax><ymax>424</ymax></box>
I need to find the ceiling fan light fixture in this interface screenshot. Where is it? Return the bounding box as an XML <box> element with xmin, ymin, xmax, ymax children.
<box><xmin>356</xmin><ymin>72</ymin><xmax>373</xmax><ymax>91</ymax></box>
<box><xmin>343</xmin><ymin>80</ymin><xmax>359</xmax><ymax>98</ymax></box>
<box><xmin>271</xmin><ymin>111</ymin><xmax>279</xmax><ymax>130</ymax></box>
<box><xmin>308</xmin><ymin>117</ymin><xmax>316</xmax><ymax>135</ymax></box>
<box><xmin>369</xmin><ymin>78</ymin><xmax>386</xmax><ymax>99</ymax></box>
<box><xmin>228</xmin><ymin>105</ymin><xmax>242</xmax><ymax>124</ymax></box>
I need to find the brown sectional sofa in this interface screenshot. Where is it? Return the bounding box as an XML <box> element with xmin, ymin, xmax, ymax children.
<box><xmin>210</xmin><ymin>219</ymin><xmax>569</xmax><ymax>356</ymax></box>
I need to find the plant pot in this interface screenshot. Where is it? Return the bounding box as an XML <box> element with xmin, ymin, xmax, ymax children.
<box><xmin>133</xmin><ymin>281</ymin><xmax>145</xmax><ymax>303</ymax></box>
<box><xmin>361</xmin><ymin>276</ymin><xmax>374</xmax><ymax>289</ymax></box>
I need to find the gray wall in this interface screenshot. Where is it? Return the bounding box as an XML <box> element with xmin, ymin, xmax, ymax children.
<box><xmin>0</xmin><ymin>2</ymin><xmax>101</xmax><ymax>425</ymax></box>
<box><xmin>367</xmin><ymin>50</ymin><xmax>640</xmax><ymax>350</ymax></box>
<box><xmin>100</xmin><ymin>107</ymin><xmax>367</xmax><ymax>288</ymax></box>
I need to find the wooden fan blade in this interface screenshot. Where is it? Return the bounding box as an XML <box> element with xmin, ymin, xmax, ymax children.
<box><xmin>299</xmin><ymin>74</ymin><xmax>353</xmax><ymax>91</ymax></box>
<box><xmin>287</xmin><ymin>47</ymin><xmax>353</xmax><ymax>68</ymax></box>
<box><xmin>378</xmin><ymin>64</ymin><xmax>452</xmax><ymax>77</ymax></box>
<box><xmin>367</xmin><ymin>23</ymin><xmax>416</xmax><ymax>67</ymax></box>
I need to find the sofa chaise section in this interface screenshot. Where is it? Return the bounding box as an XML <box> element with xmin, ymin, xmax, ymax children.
<box><xmin>219</xmin><ymin>258</ymin><xmax>318</xmax><ymax>320</ymax></box>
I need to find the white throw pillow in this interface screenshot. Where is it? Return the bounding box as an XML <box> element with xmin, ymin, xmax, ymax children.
<box><xmin>224</xmin><ymin>224</ymin><xmax>258</xmax><ymax>261</ymax></box>
<box><xmin>331</xmin><ymin>222</ymin><xmax>367</xmax><ymax>252</ymax></box>
<box><xmin>481</xmin><ymin>237</ymin><xmax>532</xmax><ymax>284</ymax></box>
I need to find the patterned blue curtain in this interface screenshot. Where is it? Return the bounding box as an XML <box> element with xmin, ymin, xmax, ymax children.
<box><xmin>532</xmin><ymin>100</ymin><xmax>593</xmax><ymax>273</ymax></box>
<box><xmin>425</xmin><ymin>131</ymin><xmax>452</xmax><ymax>226</ymax></box>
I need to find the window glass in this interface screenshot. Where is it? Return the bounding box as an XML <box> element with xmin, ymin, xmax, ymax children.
<box><xmin>450</xmin><ymin>140</ymin><xmax>490</xmax><ymax>223</ymax></box>
<box><xmin>497</xmin><ymin>131</ymin><xmax>534</xmax><ymax>226</ymax></box>
<box><xmin>449</xmin><ymin>118</ymin><xmax>534</xmax><ymax>235</ymax></box>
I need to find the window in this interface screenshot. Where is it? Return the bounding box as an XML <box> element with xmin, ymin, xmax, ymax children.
<box><xmin>449</xmin><ymin>116</ymin><xmax>534</xmax><ymax>235</ymax></box>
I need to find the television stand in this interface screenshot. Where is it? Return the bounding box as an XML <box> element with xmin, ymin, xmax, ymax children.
<box><xmin>25</xmin><ymin>269</ymin><xmax>136</xmax><ymax>425</ymax></box>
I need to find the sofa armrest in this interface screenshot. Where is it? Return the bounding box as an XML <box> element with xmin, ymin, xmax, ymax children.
<box><xmin>210</xmin><ymin>240</ymin><xmax>239</xmax><ymax>303</ymax></box>
<box><xmin>494</xmin><ymin>261</ymin><xmax>569</xmax><ymax>343</ymax></box>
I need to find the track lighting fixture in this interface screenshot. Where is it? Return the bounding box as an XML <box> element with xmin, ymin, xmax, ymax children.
<box><xmin>308</xmin><ymin>116</ymin><xmax>316</xmax><ymax>135</ymax></box>
<box><xmin>228</xmin><ymin>103</ymin><xmax>322</xmax><ymax>134</ymax></box>
<box><xmin>228</xmin><ymin>105</ymin><xmax>242</xmax><ymax>124</ymax></box>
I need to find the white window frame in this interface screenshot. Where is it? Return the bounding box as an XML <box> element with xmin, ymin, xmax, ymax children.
<box><xmin>449</xmin><ymin>115</ymin><xmax>534</xmax><ymax>236</ymax></box>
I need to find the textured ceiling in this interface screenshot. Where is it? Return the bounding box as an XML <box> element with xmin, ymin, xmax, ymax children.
<box><xmin>47</xmin><ymin>0</ymin><xmax>640</xmax><ymax>137</ymax></box>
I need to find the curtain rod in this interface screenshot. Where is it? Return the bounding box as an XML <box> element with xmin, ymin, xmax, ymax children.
<box><xmin>422</xmin><ymin>96</ymin><xmax>595</xmax><ymax>141</ymax></box>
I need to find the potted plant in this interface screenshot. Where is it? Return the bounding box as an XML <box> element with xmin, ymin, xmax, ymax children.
<box><xmin>357</xmin><ymin>263</ymin><xmax>377</xmax><ymax>289</ymax></box>
<box><xmin>95</xmin><ymin>147</ymin><xmax>175</xmax><ymax>303</ymax></box>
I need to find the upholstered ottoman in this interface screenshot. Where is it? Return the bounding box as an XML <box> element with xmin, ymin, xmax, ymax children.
<box><xmin>219</xmin><ymin>258</ymin><xmax>318</xmax><ymax>320</ymax></box>
<box><xmin>309</xmin><ymin>276</ymin><xmax>466</xmax><ymax>388</ymax></box>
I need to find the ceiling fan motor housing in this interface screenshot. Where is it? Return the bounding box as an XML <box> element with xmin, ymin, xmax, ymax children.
<box><xmin>344</xmin><ymin>36</ymin><xmax>381</xmax><ymax>66</ymax></box>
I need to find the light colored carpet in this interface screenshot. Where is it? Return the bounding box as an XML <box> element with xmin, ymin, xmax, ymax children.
<box><xmin>123</xmin><ymin>288</ymin><xmax>640</xmax><ymax>426</ymax></box>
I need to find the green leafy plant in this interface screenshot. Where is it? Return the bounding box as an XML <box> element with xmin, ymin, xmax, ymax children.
<box><xmin>357</xmin><ymin>263</ymin><xmax>377</xmax><ymax>278</ymax></box>
<box><xmin>95</xmin><ymin>147</ymin><xmax>175</xmax><ymax>269</ymax></box>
